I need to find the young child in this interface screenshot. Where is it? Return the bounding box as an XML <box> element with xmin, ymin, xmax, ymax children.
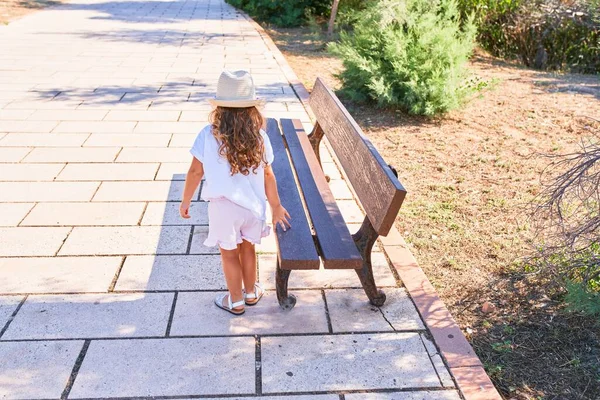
<box><xmin>179</xmin><ymin>70</ymin><xmax>290</xmax><ymax>316</ymax></box>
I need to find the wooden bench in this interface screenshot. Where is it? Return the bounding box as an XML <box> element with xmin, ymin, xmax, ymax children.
<box><xmin>267</xmin><ymin>78</ymin><xmax>407</xmax><ymax>310</ymax></box>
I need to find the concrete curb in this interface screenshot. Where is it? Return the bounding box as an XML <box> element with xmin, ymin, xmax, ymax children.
<box><xmin>241</xmin><ymin>9</ymin><xmax>503</xmax><ymax>400</ymax></box>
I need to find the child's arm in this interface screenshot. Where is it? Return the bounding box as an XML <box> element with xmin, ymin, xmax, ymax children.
<box><xmin>180</xmin><ymin>157</ymin><xmax>204</xmax><ymax>219</ymax></box>
<box><xmin>264</xmin><ymin>165</ymin><xmax>291</xmax><ymax>231</ymax></box>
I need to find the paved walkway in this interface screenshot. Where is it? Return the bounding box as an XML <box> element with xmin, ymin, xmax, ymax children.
<box><xmin>0</xmin><ymin>1</ymin><xmax>460</xmax><ymax>399</ymax></box>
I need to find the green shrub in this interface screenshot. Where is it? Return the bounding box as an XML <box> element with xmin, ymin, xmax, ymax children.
<box><xmin>329</xmin><ymin>0</ymin><xmax>477</xmax><ymax>116</ymax></box>
<box><xmin>566</xmin><ymin>281</ymin><xmax>600</xmax><ymax>319</ymax></box>
<box><xmin>457</xmin><ymin>0</ymin><xmax>600</xmax><ymax>73</ymax></box>
<box><xmin>226</xmin><ymin>0</ymin><xmax>331</xmax><ymax>27</ymax></box>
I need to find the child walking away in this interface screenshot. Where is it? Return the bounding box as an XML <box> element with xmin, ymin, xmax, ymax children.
<box><xmin>179</xmin><ymin>70</ymin><xmax>291</xmax><ymax>316</ymax></box>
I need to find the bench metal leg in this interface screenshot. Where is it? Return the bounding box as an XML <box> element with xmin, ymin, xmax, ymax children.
<box><xmin>276</xmin><ymin>260</ymin><xmax>296</xmax><ymax>310</ymax></box>
<box><xmin>353</xmin><ymin>217</ymin><xmax>386</xmax><ymax>307</ymax></box>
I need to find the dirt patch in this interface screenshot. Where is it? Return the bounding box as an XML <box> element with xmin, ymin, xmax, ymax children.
<box><xmin>268</xmin><ymin>26</ymin><xmax>600</xmax><ymax>399</ymax></box>
<box><xmin>0</xmin><ymin>0</ymin><xmax>63</xmax><ymax>25</ymax></box>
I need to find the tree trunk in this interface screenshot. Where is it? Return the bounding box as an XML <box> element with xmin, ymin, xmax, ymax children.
<box><xmin>327</xmin><ymin>0</ymin><xmax>341</xmax><ymax>37</ymax></box>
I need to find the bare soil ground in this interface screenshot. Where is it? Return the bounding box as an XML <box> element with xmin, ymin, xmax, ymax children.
<box><xmin>0</xmin><ymin>0</ymin><xmax>63</xmax><ymax>25</ymax></box>
<box><xmin>268</xmin><ymin>26</ymin><xmax>600</xmax><ymax>399</ymax></box>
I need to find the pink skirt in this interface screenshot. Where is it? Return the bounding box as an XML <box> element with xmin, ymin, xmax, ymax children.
<box><xmin>204</xmin><ymin>198</ymin><xmax>270</xmax><ymax>250</ymax></box>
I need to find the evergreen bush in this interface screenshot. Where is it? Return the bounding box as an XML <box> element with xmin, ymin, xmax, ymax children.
<box><xmin>226</xmin><ymin>0</ymin><xmax>330</xmax><ymax>27</ymax></box>
<box><xmin>457</xmin><ymin>0</ymin><xmax>600</xmax><ymax>73</ymax></box>
<box><xmin>329</xmin><ymin>0</ymin><xmax>477</xmax><ymax>116</ymax></box>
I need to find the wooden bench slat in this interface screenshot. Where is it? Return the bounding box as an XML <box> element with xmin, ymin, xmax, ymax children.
<box><xmin>266</xmin><ymin>118</ymin><xmax>320</xmax><ymax>270</ymax></box>
<box><xmin>309</xmin><ymin>78</ymin><xmax>407</xmax><ymax>236</ymax></box>
<box><xmin>280</xmin><ymin>118</ymin><xmax>362</xmax><ymax>270</ymax></box>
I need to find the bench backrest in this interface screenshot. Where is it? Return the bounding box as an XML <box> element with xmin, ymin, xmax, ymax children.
<box><xmin>308</xmin><ymin>78</ymin><xmax>407</xmax><ymax>236</ymax></box>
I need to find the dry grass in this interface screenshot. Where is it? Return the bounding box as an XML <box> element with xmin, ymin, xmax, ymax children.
<box><xmin>268</xmin><ymin>25</ymin><xmax>600</xmax><ymax>399</ymax></box>
<box><xmin>0</xmin><ymin>0</ymin><xmax>63</xmax><ymax>25</ymax></box>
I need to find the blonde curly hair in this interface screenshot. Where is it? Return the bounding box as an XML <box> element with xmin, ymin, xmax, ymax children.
<box><xmin>209</xmin><ymin>106</ymin><xmax>266</xmax><ymax>176</ymax></box>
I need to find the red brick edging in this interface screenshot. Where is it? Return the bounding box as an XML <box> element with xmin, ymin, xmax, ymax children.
<box><xmin>241</xmin><ymin>10</ymin><xmax>503</xmax><ymax>400</ymax></box>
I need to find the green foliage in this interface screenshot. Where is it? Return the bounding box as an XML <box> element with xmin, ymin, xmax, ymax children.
<box><xmin>226</xmin><ymin>0</ymin><xmax>331</xmax><ymax>27</ymax></box>
<box><xmin>329</xmin><ymin>0</ymin><xmax>477</xmax><ymax>116</ymax></box>
<box><xmin>565</xmin><ymin>281</ymin><xmax>600</xmax><ymax>319</ymax></box>
<box><xmin>457</xmin><ymin>0</ymin><xmax>600</xmax><ymax>73</ymax></box>
<box><xmin>530</xmin><ymin>242</ymin><xmax>600</xmax><ymax>318</ymax></box>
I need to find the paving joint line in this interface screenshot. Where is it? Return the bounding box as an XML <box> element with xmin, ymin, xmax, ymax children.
<box><xmin>16</xmin><ymin>202</ymin><xmax>36</xmax><ymax>227</ymax></box>
<box><xmin>107</xmin><ymin>256</ymin><xmax>126</xmax><ymax>292</ymax></box>
<box><xmin>255</xmin><ymin>335</ymin><xmax>262</xmax><ymax>395</ymax></box>
<box><xmin>165</xmin><ymin>291</ymin><xmax>179</xmax><ymax>336</ymax></box>
<box><xmin>64</xmin><ymin>386</ymin><xmax>456</xmax><ymax>400</ymax></box>
<box><xmin>378</xmin><ymin>302</ymin><xmax>397</xmax><ymax>332</ymax></box>
<box><xmin>88</xmin><ymin>181</ymin><xmax>103</xmax><ymax>202</ymax></box>
<box><xmin>0</xmin><ymin>295</ymin><xmax>27</xmax><ymax>339</ymax></box>
<box><xmin>186</xmin><ymin>225</ymin><xmax>195</xmax><ymax>254</ymax></box>
<box><xmin>419</xmin><ymin>332</ymin><xmax>445</xmax><ymax>388</ymax></box>
<box><xmin>53</xmin><ymin>162</ymin><xmax>69</xmax><ymax>181</ymax></box>
<box><xmin>53</xmin><ymin>226</ymin><xmax>73</xmax><ymax>256</ymax></box>
<box><xmin>61</xmin><ymin>339</ymin><xmax>91</xmax><ymax>400</ymax></box>
<box><xmin>321</xmin><ymin>289</ymin><xmax>334</xmax><ymax>334</ymax></box>
<box><xmin>137</xmin><ymin>201</ymin><xmax>150</xmax><ymax>225</ymax></box>
<box><xmin>0</xmin><ymin>286</ymin><xmax>401</xmax><ymax>296</ymax></box>
<box><xmin>0</xmin><ymin>329</ymin><xmax>429</xmax><ymax>343</ymax></box>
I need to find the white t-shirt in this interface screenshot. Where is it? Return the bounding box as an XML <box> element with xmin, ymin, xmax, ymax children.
<box><xmin>190</xmin><ymin>125</ymin><xmax>275</xmax><ymax>221</ymax></box>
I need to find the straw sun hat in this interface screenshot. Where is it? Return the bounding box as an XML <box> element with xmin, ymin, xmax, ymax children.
<box><xmin>209</xmin><ymin>70</ymin><xmax>264</xmax><ymax>108</ymax></box>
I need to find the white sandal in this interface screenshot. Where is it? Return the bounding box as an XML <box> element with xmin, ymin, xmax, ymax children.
<box><xmin>244</xmin><ymin>283</ymin><xmax>264</xmax><ymax>306</ymax></box>
<box><xmin>214</xmin><ymin>293</ymin><xmax>245</xmax><ymax>315</ymax></box>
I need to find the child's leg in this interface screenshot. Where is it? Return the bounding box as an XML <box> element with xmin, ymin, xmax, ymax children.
<box><xmin>219</xmin><ymin>247</ymin><xmax>244</xmax><ymax>311</ymax></box>
<box><xmin>239</xmin><ymin>240</ymin><xmax>257</xmax><ymax>293</ymax></box>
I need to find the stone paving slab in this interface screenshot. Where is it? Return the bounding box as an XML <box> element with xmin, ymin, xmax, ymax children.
<box><xmin>104</xmin><ymin>110</ymin><xmax>181</xmax><ymax>121</ymax></box>
<box><xmin>21</xmin><ymin>202</ymin><xmax>146</xmax><ymax>226</ymax></box>
<box><xmin>0</xmin><ymin>182</ymin><xmax>100</xmax><ymax>202</ymax></box>
<box><xmin>0</xmin><ymin>203</ymin><xmax>34</xmax><ymax>226</ymax></box>
<box><xmin>117</xmin><ymin>147</ymin><xmax>193</xmax><ymax>162</ymax></box>
<box><xmin>326</xmin><ymin>289</ymin><xmax>425</xmax><ymax>333</ymax></box>
<box><xmin>421</xmin><ymin>336</ymin><xmax>455</xmax><ymax>388</ymax></box>
<box><xmin>69</xmin><ymin>337</ymin><xmax>256</xmax><ymax>398</ymax></box>
<box><xmin>22</xmin><ymin>147</ymin><xmax>121</xmax><ymax>163</ymax></box>
<box><xmin>0</xmin><ymin>133</ymin><xmax>89</xmax><ymax>147</ymax></box>
<box><xmin>0</xmin><ymin>227</ymin><xmax>71</xmax><ymax>257</ymax></box>
<box><xmin>258</xmin><ymin>254</ymin><xmax>397</xmax><ymax>289</ymax></box>
<box><xmin>155</xmin><ymin>162</ymin><xmax>190</xmax><ymax>180</ymax></box>
<box><xmin>53</xmin><ymin>121</ymin><xmax>136</xmax><ymax>133</ymax></box>
<box><xmin>56</xmin><ymin>163</ymin><xmax>160</xmax><ymax>181</ymax></box>
<box><xmin>2</xmin><ymin>293</ymin><xmax>173</xmax><ymax>340</ymax></box>
<box><xmin>115</xmin><ymin>255</ymin><xmax>225</xmax><ymax>291</ymax></box>
<box><xmin>189</xmin><ymin>225</ymin><xmax>221</xmax><ymax>254</ymax></box>
<box><xmin>141</xmin><ymin>201</ymin><xmax>208</xmax><ymax>225</ymax></box>
<box><xmin>345</xmin><ymin>392</ymin><xmax>461</xmax><ymax>400</ymax></box>
<box><xmin>0</xmin><ymin>109</ymin><xmax>34</xmax><ymax>120</ymax></box>
<box><xmin>0</xmin><ymin>340</ymin><xmax>84</xmax><ymax>399</ymax></box>
<box><xmin>261</xmin><ymin>333</ymin><xmax>441</xmax><ymax>393</ymax></box>
<box><xmin>169</xmin><ymin>133</ymin><xmax>197</xmax><ymax>147</ymax></box>
<box><xmin>83</xmin><ymin>133</ymin><xmax>172</xmax><ymax>147</ymax></box>
<box><xmin>29</xmin><ymin>109</ymin><xmax>108</xmax><ymax>121</ymax></box>
<box><xmin>59</xmin><ymin>226</ymin><xmax>191</xmax><ymax>255</ymax></box>
<box><xmin>0</xmin><ymin>257</ymin><xmax>121</xmax><ymax>294</ymax></box>
<box><xmin>170</xmin><ymin>290</ymin><xmax>328</xmax><ymax>336</ymax></box>
<box><xmin>0</xmin><ymin>148</ymin><xmax>31</xmax><ymax>162</ymax></box>
<box><xmin>0</xmin><ymin>163</ymin><xmax>65</xmax><ymax>181</ymax></box>
<box><xmin>92</xmin><ymin>181</ymin><xmax>198</xmax><ymax>201</ymax></box>
<box><xmin>0</xmin><ymin>120</ymin><xmax>57</xmax><ymax>133</ymax></box>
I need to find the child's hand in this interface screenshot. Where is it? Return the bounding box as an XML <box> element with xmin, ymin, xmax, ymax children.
<box><xmin>179</xmin><ymin>201</ymin><xmax>191</xmax><ymax>219</ymax></box>
<box><xmin>272</xmin><ymin>204</ymin><xmax>291</xmax><ymax>231</ymax></box>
